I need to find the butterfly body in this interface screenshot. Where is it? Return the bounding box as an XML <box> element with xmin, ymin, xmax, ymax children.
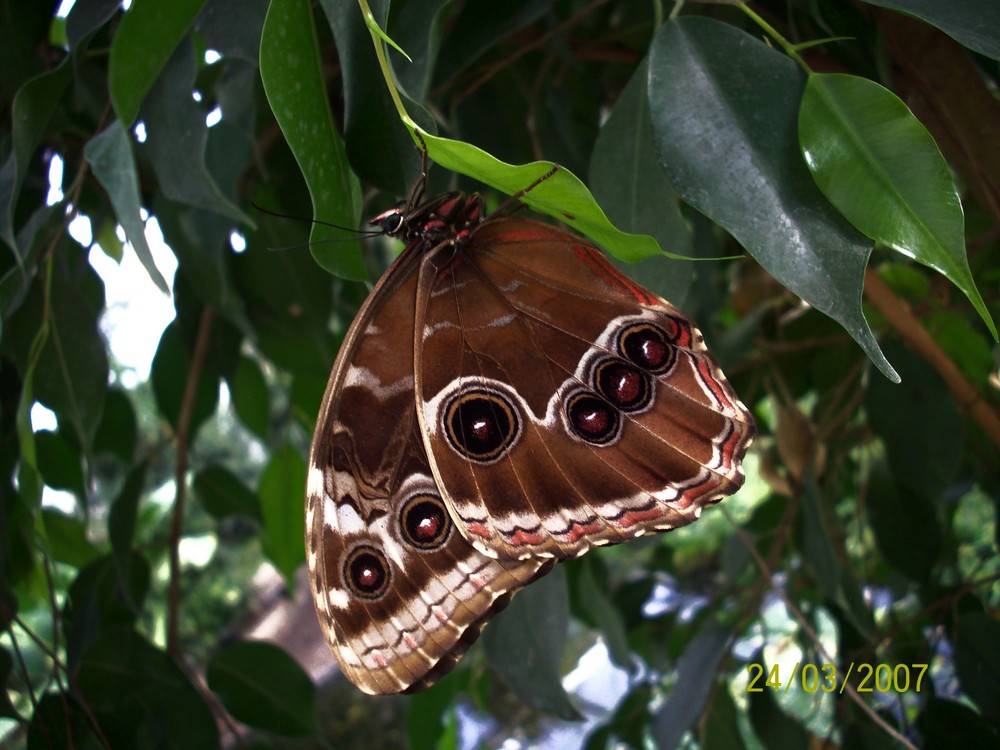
<box><xmin>307</xmin><ymin>190</ymin><xmax>754</xmax><ymax>694</ymax></box>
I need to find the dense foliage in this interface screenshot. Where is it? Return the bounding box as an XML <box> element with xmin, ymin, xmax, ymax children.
<box><xmin>1</xmin><ymin>0</ymin><xmax>999</xmax><ymax>748</ymax></box>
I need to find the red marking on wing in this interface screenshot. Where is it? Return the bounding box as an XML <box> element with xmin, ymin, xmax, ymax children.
<box><xmin>374</xmin><ymin>652</ymin><xmax>389</xmax><ymax>668</ymax></box>
<box><xmin>615</xmin><ymin>506</ymin><xmax>665</xmax><ymax>528</ymax></box>
<box><xmin>466</xmin><ymin>522</ymin><xmax>493</xmax><ymax>539</ymax></box>
<box><xmin>505</xmin><ymin>528</ymin><xmax>546</xmax><ymax>547</ymax></box>
<box><xmin>469</xmin><ymin>574</ymin><xmax>489</xmax><ymax>590</ymax></box>
<box><xmin>562</xmin><ymin>520</ymin><xmax>603</xmax><ymax>543</ymax></box>
<box><xmin>404</xmin><ymin>634</ymin><xmax>419</xmax><ymax>649</ymax></box>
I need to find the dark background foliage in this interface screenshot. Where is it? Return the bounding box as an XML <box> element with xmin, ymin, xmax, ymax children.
<box><xmin>1</xmin><ymin>0</ymin><xmax>999</xmax><ymax>748</ymax></box>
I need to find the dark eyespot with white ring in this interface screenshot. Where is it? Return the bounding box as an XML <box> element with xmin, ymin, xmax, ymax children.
<box><xmin>593</xmin><ymin>357</ymin><xmax>653</xmax><ymax>413</ymax></box>
<box><xmin>444</xmin><ymin>388</ymin><xmax>520</xmax><ymax>462</ymax></box>
<box><xmin>617</xmin><ymin>322</ymin><xmax>676</xmax><ymax>374</ymax></box>
<box><xmin>344</xmin><ymin>545</ymin><xmax>390</xmax><ymax>600</ymax></box>
<box><xmin>400</xmin><ymin>494</ymin><xmax>451</xmax><ymax>550</ymax></box>
<box><xmin>565</xmin><ymin>390</ymin><xmax>621</xmax><ymax>445</ymax></box>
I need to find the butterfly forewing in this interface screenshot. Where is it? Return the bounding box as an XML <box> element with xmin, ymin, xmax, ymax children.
<box><xmin>414</xmin><ymin>217</ymin><xmax>755</xmax><ymax>561</ymax></box>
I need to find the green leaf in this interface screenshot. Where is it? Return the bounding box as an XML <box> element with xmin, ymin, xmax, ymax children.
<box><xmin>572</xmin><ymin>558</ymin><xmax>632</xmax><ymax>672</ymax></box>
<box><xmin>66</xmin><ymin>0</ymin><xmax>121</xmax><ymax>52</ymax></box>
<box><xmin>108</xmin><ymin>462</ymin><xmax>147</xmax><ymax>589</ymax></box>
<box><xmin>107</xmin><ymin>0</ymin><xmax>209</xmax><ymax>126</ymax></box>
<box><xmin>150</xmin><ymin>321</ymin><xmax>220</xmax><ymax>435</ymax></box>
<box><xmin>589</xmin><ymin>57</ymin><xmax>693</xmax><ymax>304</ymax></box>
<box><xmin>857</xmin><ymin>0</ymin><xmax>1000</xmax><ymax>62</ymax></box>
<box><xmin>320</xmin><ymin>0</ymin><xmax>422</xmax><ymax>195</ymax></box>
<box><xmin>483</xmin><ymin>565</ymin><xmax>580</xmax><ymax>719</ymax></box>
<box><xmin>955</xmin><ymin>613</ymin><xmax>1000</xmax><ymax>727</ymax></box>
<box><xmin>230</xmin><ymin>355</ymin><xmax>270</xmax><ymax>440</ymax></box>
<box><xmin>41</xmin><ymin>509</ymin><xmax>101</xmax><ymax>568</ymax></box>
<box><xmin>207</xmin><ymin>641</ymin><xmax>318</xmax><ymax>737</ymax></box>
<box><xmin>800</xmin><ymin>73</ymin><xmax>996</xmax><ymax>339</ymax></box>
<box><xmin>651</xmin><ymin>623</ymin><xmax>732</xmax><ymax>748</ymax></box>
<box><xmin>195</xmin><ymin>0</ymin><xmax>270</xmax><ymax>63</ymax></box>
<box><xmin>84</xmin><ymin>121</ymin><xmax>170</xmax><ymax>293</ymax></box>
<box><xmin>866</xmin><ymin>341</ymin><xmax>963</xmax><ymax>500</ymax></box>
<box><xmin>747</xmin><ymin>670</ymin><xmax>812</xmax><ymax>750</ymax></box>
<box><xmin>0</xmin><ymin>648</ymin><xmax>20</xmax><ymax>720</ymax></box>
<box><xmin>76</xmin><ymin>626</ymin><xmax>219</xmax><ymax>748</ymax></box>
<box><xmin>702</xmin><ymin>686</ymin><xmax>746</xmax><ymax>750</ymax></box>
<box><xmin>93</xmin><ymin>387</ymin><xmax>137</xmax><ymax>462</ymax></box>
<box><xmin>260</xmin><ymin>0</ymin><xmax>365</xmax><ymax>280</ymax></box>
<box><xmin>866</xmin><ymin>461</ymin><xmax>942</xmax><ymax>583</ymax></box>
<box><xmin>35</xmin><ymin>429</ymin><xmax>85</xmax><ymax>496</ymax></box>
<box><xmin>0</xmin><ymin>58</ymin><xmax>71</xmax><ymax>257</ymax></box>
<box><xmin>258</xmin><ymin>443</ymin><xmax>306</xmax><ymax>586</ymax></box>
<box><xmin>27</xmin><ymin>692</ymin><xmax>103</xmax><ymax>749</ymax></box>
<box><xmin>142</xmin><ymin>35</ymin><xmax>251</xmax><ymax>224</ymax></box>
<box><xmin>194</xmin><ymin>465</ymin><xmax>262</xmax><ymax>521</ymax></box>
<box><xmin>647</xmin><ymin>16</ymin><xmax>898</xmax><ymax>381</ymax></box>
<box><xmin>417</xmin><ymin>127</ymin><xmax>673</xmax><ymax>263</ymax></box>
<box><xmin>918</xmin><ymin>699</ymin><xmax>1000</xmax><ymax>749</ymax></box>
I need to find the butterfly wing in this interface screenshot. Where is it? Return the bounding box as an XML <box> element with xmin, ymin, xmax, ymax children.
<box><xmin>415</xmin><ymin>217</ymin><xmax>755</xmax><ymax>560</ymax></box>
<box><xmin>306</xmin><ymin>248</ymin><xmax>548</xmax><ymax>695</ymax></box>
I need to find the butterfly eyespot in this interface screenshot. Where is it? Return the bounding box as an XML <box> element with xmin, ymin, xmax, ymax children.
<box><xmin>443</xmin><ymin>388</ymin><xmax>521</xmax><ymax>463</ymax></box>
<box><xmin>565</xmin><ymin>390</ymin><xmax>621</xmax><ymax>445</ymax></box>
<box><xmin>593</xmin><ymin>358</ymin><xmax>653</xmax><ymax>413</ymax></box>
<box><xmin>400</xmin><ymin>494</ymin><xmax>451</xmax><ymax>549</ymax></box>
<box><xmin>344</xmin><ymin>545</ymin><xmax>391</xmax><ymax>599</ymax></box>
<box><xmin>618</xmin><ymin>322</ymin><xmax>677</xmax><ymax>374</ymax></box>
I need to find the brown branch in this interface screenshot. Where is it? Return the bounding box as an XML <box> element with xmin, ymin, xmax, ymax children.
<box><xmin>166</xmin><ymin>305</ymin><xmax>216</xmax><ymax>658</ymax></box>
<box><xmin>863</xmin><ymin>268</ymin><xmax>1000</xmax><ymax>449</ymax></box>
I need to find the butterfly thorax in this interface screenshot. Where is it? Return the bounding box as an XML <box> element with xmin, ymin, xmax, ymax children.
<box><xmin>370</xmin><ymin>192</ymin><xmax>485</xmax><ymax>251</ymax></box>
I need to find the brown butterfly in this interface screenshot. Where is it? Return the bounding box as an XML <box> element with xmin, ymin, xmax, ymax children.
<box><xmin>306</xmin><ymin>178</ymin><xmax>754</xmax><ymax>695</ymax></box>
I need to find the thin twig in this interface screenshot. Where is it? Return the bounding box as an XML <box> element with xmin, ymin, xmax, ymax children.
<box><xmin>166</xmin><ymin>305</ymin><xmax>216</xmax><ymax>657</ymax></box>
<box><xmin>734</xmin><ymin>524</ymin><xmax>920</xmax><ymax>750</ymax></box>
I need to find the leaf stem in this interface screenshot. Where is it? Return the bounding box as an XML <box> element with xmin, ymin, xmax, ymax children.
<box><xmin>355</xmin><ymin>0</ymin><xmax>417</xmax><ymax>134</ymax></box>
<box><xmin>739</xmin><ymin>4</ymin><xmax>811</xmax><ymax>72</ymax></box>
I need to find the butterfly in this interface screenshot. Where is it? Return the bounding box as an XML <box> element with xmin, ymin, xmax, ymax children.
<box><xmin>305</xmin><ymin>164</ymin><xmax>755</xmax><ymax>695</ymax></box>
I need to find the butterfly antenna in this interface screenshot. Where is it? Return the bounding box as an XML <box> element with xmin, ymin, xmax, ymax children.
<box><xmin>251</xmin><ymin>200</ymin><xmax>369</xmax><ymax>234</ymax></box>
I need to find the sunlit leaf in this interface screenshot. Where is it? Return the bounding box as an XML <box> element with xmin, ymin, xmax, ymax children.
<box><xmin>800</xmin><ymin>73</ymin><xmax>996</xmax><ymax>339</ymax></box>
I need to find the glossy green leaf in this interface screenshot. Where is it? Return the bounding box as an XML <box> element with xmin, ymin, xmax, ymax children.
<box><xmin>858</xmin><ymin>0</ymin><xmax>1000</xmax><ymax>61</ymax></box>
<box><xmin>572</xmin><ymin>558</ymin><xmax>632</xmax><ymax>671</ymax></box>
<box><xmin>260</xmin><ymin>0</ymin><xmax>365</xmax><ymax>280</ymax></box>
<box><xmin>651</xmin><ymin>624</ymin><xmax>732</xmax><ymax>748</ymax></box>
<box><xmin>84</xmin><ymin>122</ymin><xmax>170</xmax><ymax>293</ymax></box>
<box><xmin>417</xmin><ymin>127</ymin><xmax>672</xmax><ymax>263</ymax></box>
<box><xmin>76</xmin><ymin>626</ymin><xmax>219</xmax><ymax>748</ymax></box>
<box><xmin>142</xmin><ymin>36</ymin><xmax>250</xmax><ymax>224</ymax></box>
<box><xmin>207</xmin><ymin>641</ymin><xmax>318</xmax><ymax>737</ymax></box>
<box><xmin>648</xmin><ymin>17</ymin><xmax>898</xmax><ymax>381</ymax></box>
<box><xmin>258</xmin><ymin>442</ymin><xmax>306</xmax><ymax>586</ymax></box>
<box><xmin>231</xmin><ymin>355</ymin><xmax>270</xmax><ymax>440</ymax></box>
<box><xmin>107</xmin><ymin>0</ymin><xmax>208</xmax><ymax>126</ymax></box>
<box><xmin>484</xmin><ymin>565</ymin><xmax>580</xmax><ymax>719</ymax></box>
<box><xmin>800</xmin><ymin>73</ymin><xmax>996</xmax><ymax>339</ymax></box>
<box><xmin>196</xmin><ymin>0</ymin><xmax>269</xmax><ymax>63</ymax></box>
<box><xmin>589</xmin><ymin>57</ymin><xmax>693</xmax><ymax>303</ymax></box>
<box><xmin>194</xmin><ymin>465</ymin><xmax>262</xmax><ymax>521</ymax></box>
